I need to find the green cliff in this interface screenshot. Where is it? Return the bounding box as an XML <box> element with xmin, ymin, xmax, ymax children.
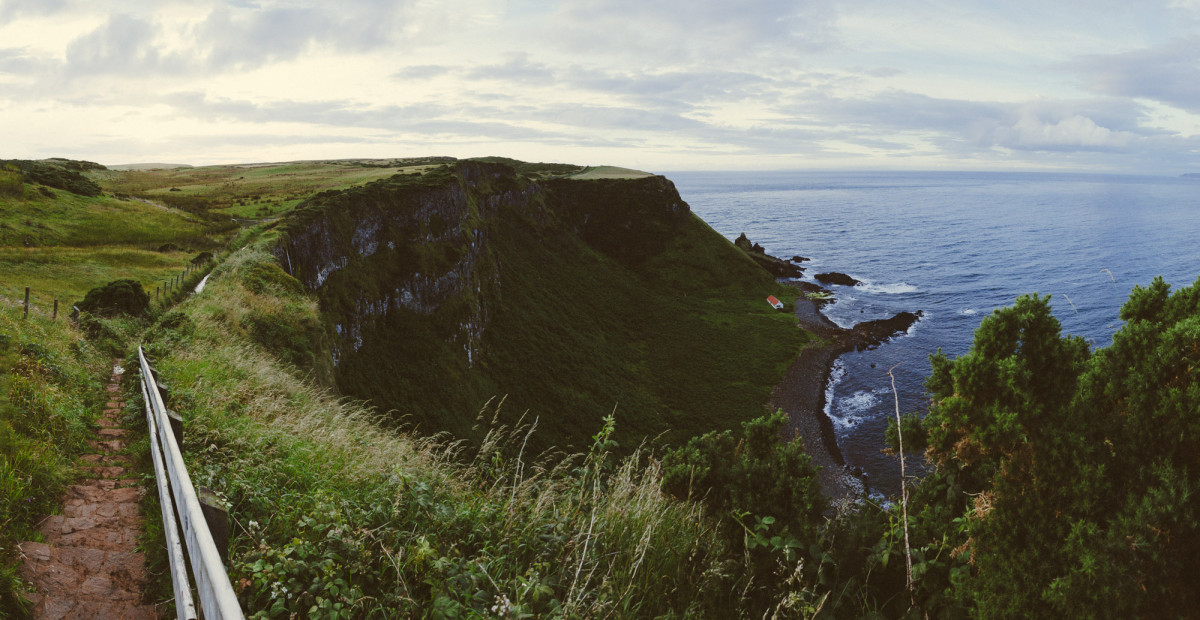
<box><xmin>272</xmin><ymin>161</ymin><xmax>807</xmax><ymax>451</ymax></box>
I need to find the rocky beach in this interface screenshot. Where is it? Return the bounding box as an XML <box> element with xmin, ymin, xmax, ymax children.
<box><xmin>771</xmin><ymin>280</ymin><xmax>921</xmax><ymax>504</ymax></box>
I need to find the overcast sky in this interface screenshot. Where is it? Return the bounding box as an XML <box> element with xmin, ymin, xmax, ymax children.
<box><xmin>2</xmin><ymin>0</ymin><xmax>1200</xmax><ymax>173</ymax></box>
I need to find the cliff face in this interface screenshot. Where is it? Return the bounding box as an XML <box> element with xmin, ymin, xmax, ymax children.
<box><xmin>273</xmin><ymin>161</ymin><xmax>794</xmax><ymax>450</ymax></box>
<box><xmin>275</xmin><ymin>162</ymin><xmax>690</xmax><ymax>369</ymax></box>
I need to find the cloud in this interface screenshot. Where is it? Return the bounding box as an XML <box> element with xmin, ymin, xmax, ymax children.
<box><xmin>0</xmin><ymin>0</ymin><xmax>73</xmax><ymax>23</ymax></box>
<box><xmin>547</xmin><ymin>0</ymin><xmax>840</xmax><ymax>63</ymax></box>
<box><xmin>986</xmin><ymin>110</ymin><xmax>1134</xmax><ymax>151</ymax></box>
<box><xmin>57</xmin><ymin>1</ymin><xmax>413</xmax><ymax>77</ymax></box>
<box><xmin>1070</xmin><ymin>38</ymin><xmax>1200</xmax><ymax>114</ymax></box>
<box><xmin>465</xmin><ymin>54</ymin><xmax>556</xmax><ymax>84</ymax></box>
<box><xmin>803</xmin><ymin>91</ymin><xmax>1144</xmax><ymax>153</ymax></box>
<box><xmin>391</xmin><ymin>64</ymin><xmax>453</xmax><ymax>80</ymax></box>
<box><xmin>64</xmin><ymin>13</ymin><xmax>179</xmax><ymax>75</ymax></box>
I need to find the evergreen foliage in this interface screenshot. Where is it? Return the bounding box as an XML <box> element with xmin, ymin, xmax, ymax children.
<box><xmin>905</xmin><ymin>278</ymin><xmax>1200</xmax><ymax>616</ymax></box>
<box><xmin>75</xmin><ymin>279</ymin><xmax>151</xmax><ymax>318</ymax></box>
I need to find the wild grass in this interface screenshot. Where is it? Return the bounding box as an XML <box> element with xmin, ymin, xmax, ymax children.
<box><xmin>138</xmin><ymin>245</ymin><xmax>744</xmax><ymax>617</ymax></box>
<box><xmin>0</xmin><ymin>187</ymin><xmax>209</xmax><ymax>248</ymax></box>
<box><xmin>0</xmin><ymin>246</ymin><xmax>202</xmax><ymax>316</ymax></box>
<box><xmin>96</xmin><ymin>161</ymin><xmax>421</xmax><ymax>219</ymax></box>
<box><xmin>0</xmin><ymin>304</ymin><xmax>107</xmax><ymax>615</ymax></box>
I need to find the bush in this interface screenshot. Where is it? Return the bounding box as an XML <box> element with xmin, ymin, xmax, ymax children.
<box><xmin>75</xmin><ymin>279</ymin><xmax>150</xmax><ymax>318</ymax></box>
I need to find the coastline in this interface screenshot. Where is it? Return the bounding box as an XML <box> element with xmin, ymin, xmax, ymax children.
<box><xmin>771</xmin><ymin>283</ymin><xmax>920</xmax><ymax>503</ymax></box>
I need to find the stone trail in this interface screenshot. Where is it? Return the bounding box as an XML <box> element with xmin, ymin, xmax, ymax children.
<box><xmin>18</xmin><ymin>361</ymin><xmax>158</xmax><ymax>619</ymax></box>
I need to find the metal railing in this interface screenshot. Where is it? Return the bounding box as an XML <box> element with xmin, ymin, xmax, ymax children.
<box><xmin>139</xmin><ymin>346</ymin><xmax>244</xmax><ymax>619</ymax></box>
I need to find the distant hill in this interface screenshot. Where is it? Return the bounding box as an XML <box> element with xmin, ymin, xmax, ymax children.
<box><xmin>109</xmin><ymin>163</ymin><xmax>194</xmax><ymax>171</ymax></box>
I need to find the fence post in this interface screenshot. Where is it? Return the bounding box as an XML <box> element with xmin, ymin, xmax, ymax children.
<box><xmin>23</xmin><ymin>287</ymin><xmax>29</xmax><ymax>319</ymax></box>
<box><xmin>52</xmin><ymin>299</ymin><xmax>58</xmax><ymax>320</ymax></box>
<box><xmin>198</xmin><ymin>487</ymin><xmax>230</xmax><ymax>564</ymax></box>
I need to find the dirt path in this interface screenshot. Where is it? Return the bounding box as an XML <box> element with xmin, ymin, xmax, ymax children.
<box><xmin>18</xmin><ymin>361</ymin><xmax>157</xmax><ymax>618</ymax></box>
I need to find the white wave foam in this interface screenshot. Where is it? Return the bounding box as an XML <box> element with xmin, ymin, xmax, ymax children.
<box><xmin>960</xmin><ymin>308</ymin><xmax>977</xmax><ymax>315</ymax></box>
<box><xmin>857</xmin><ymin>280</ymin><xmax>919</xmax><ymax>295</ymax></box>
<box><xmin>828</xmin><ymin>387</ymin><xmax>890</xmax><ymax>432</ymax></box>
<box><xmin>823</xmin><ymin>359</ymin><xmax>847</xmax><ymax>420</ymax></box>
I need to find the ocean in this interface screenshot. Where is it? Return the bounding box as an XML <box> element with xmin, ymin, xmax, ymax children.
<box><xmin>667</xmin><ymin>170</ymin><xmax>1200</xmax><ymax>497</ymax></box>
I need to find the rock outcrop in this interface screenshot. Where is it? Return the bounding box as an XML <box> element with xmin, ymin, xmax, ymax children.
<box><xmin>816</xmin><ymin>272</ymin><xmax>860</xmax><ymax>286</ymax></box>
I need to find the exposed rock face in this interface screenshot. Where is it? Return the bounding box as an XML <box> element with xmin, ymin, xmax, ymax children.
<box><xmin>849</xmin><ymin>311</ymin><xmax>923</xmax><ymax>351</ymax></box>
<box><xmin>815</xmin><ymin>272</ymin><xmax>860</xmax><ymax>286</ymax></box>
<box><xmin>274</xmin><ymin>163</ymin><xmax>515</xmax><ymax>366</ymax></box>
<box><xmin>274</xmin><ymin>162</ymin><xmax>692</xmax><ymax>368</ymax></box>
<box><xmin>734</xmin><ymin>233</ymin><xmax>805</xmax><ymax>278</ymax></box>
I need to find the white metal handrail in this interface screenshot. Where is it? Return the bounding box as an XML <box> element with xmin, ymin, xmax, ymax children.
<box><xmin>141</xmin><ymin>377</ymin><xmax>198</xmax><ymax>620</ymax></box>
<box><xmin>139</xmin><ymin>346</ymin><xmax>245</xmax><ymax>619</ymax></box>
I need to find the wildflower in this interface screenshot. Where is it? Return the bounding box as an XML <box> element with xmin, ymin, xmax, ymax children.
<box><xmin>490</xmin><ymin>594</ymin><xmax>513</xmax><ymax>615</ymax></box>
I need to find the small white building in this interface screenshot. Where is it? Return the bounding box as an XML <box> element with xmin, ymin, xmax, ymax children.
<box><xmin>766</xmin><ymin>295</ymin><xmax>784</xmax><ymax>310</ymax></box>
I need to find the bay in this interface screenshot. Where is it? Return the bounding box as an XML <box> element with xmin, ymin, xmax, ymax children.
<box><xmin>668</xmin><ymin>170</ymin><xmax>1200</xmax><ymax>497</ymax></box>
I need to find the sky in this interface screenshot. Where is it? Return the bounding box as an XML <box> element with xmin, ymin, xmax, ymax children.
<box><xmin>2</xmin><ymin>0</ymin><xmax>1200</xmax><ymax>173</ymax></box>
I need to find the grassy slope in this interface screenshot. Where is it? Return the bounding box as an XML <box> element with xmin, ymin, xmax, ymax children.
<box><xmin>0</xmin><ymin>306</ymin><xmax>108</xmax><ymax>615</ymax></box>
<box><xmin>0</xmin><ymin>181</ymin><xmax>213</xmax><ymax>312</ymax></box>
<box><xmin>330</xmin><ymin>170</ymin><xmax>808</xmax><ymax>454</ymax></box>
<box><xmin>96</xmin><ymin>160</ymin><xmax>440</xmax><ymax>219</ymax></box>
<box><xmin>138</xmin><ymin>244</ymin><xmax>741</xmax><ymax>616</ymax></box>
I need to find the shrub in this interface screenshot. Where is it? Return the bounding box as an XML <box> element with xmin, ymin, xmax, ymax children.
<box><xmin>75</xmin><ymin>279</ymin><xmax>151</xmax><ymax>318</ymax></box>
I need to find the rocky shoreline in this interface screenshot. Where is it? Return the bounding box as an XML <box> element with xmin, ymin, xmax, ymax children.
<box><xmin>770</xmin><ymin>281</ymin><xmax>922</xmax><ymax>504</ymax></box>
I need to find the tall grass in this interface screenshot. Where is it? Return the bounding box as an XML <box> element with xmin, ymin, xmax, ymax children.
<box><xmin>0</xmin><ymin>190</ymin><xmax>210</xmax><ymax>248</ymax></box>
<box><xmin>0</xmin><ymin>246</ymin><xmax>204</xmax><ymax>315</ymax></box>
<box><xmin>0</xmin><ymin>304</ymin><xmax>107</xmax><ymax>615</ymax></box>
<box><xmin>137</xmin><ymin>244</ymin><xmax>772</xmax><ymax>617</ymax></box>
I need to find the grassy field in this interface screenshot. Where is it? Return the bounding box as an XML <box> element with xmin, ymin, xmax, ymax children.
<box><xmin>96</xmin><ymin>160</ymin><xmax>443</xmax><ymax>219</ymax></box>
<box><xmin>567</xmin><ymin>165</ymin><xmax>655</xmax><ymax>179</ymax></box>
<box><xmin>0</xmin><ymin>246</ymin><xmax>205</xmax><ymax>315</ymax></box>
<box><xmin>0</xmin><ymin>186</ymin><xmax>209</xmax><ymax>248</ymax></box>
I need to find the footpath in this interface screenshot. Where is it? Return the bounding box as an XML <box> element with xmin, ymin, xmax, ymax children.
<box><xmin>18</xmin><ymin>361</ymin><xmax>156</xmax><ymax>618</ymax></box>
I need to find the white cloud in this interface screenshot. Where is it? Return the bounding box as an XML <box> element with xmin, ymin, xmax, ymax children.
<box><xmin>986</xmin><ymin>110</ymin><xmax>1134</xmax><ymax>151</ymax></box>
<box><xmin>0</xmin><ymin>0</ymin><xmax>1198</xmax><ymax>172</ymax></box>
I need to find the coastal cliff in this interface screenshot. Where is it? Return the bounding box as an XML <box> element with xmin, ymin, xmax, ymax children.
<box><xmin>273</xmin><ymin>161</ymin><xmax>805</xmax><ymax>450</ymax></box>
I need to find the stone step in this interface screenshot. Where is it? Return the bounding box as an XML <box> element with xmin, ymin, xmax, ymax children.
<box><xmin>85</xmin><ymin>439</ymin><xmax>125</xmax><ymax>453</ymax></box>
<box><xmin>80</xmin><ymin>454</ymin><xmax>131</xmax><ymax>466</ymax></box>
<box><xmin>80</xmin><ymin>465</ymin><xmax>129</xmax><ymax>479</ymax></box>
<box><xmin>17</xmin><ymin>542</ymin><xmax>155</xmax><ymax>617</ymax></box>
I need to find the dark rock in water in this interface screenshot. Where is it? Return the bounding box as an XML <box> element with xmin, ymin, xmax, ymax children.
<box><xmin>850</xmin><ymin>311</ymin><xmax>923</xmax><ymax>351</ymax></box>
<box><xmin>751</xmin><ymin>242</ymin><xmax>765</xmax><ymax>254</ymax></box>
<box><xmin>790</xmin><ymin>255</ymin><xmax>810</xmax><ymax>263</ymax></box>
<box><xmin>794</xmin><ymin>281</ymin><xmax>833</xmax><ymax>307</ymax></box>
<box><xmin>816</xmin><ymin>272</ymin><xmax>860</xmax><ymax>286</ymax></box>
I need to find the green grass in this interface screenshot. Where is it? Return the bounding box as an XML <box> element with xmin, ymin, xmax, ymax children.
<box><xmin>0</xmin><ymin>186</ymin><xmax>209</xmax><ymax>248</ymax></box>
<box><xmin>95</xmin><ymin>161</ymin><xmax>433</xmax><ymax>219</ymax></box>
<box><xmin>0</xmin><ymin>305</ymin><xmax>108</xmax><ymax>616</ymax></box>
<box><xmin>136</xmin><ymin>249</ymin><xmax>758</xmax><ymax>616</ymax></box>
<box><xmin>306</xmin><ymin>167</ymin><xmax>810</xmax><ymax>454</ymax></box>
<box><xmin>0</xmin><ymin>246</ymin><xmax>204</xmax><ymax>316</ymax></box>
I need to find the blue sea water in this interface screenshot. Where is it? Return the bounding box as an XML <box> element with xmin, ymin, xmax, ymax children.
<box><xmin>667</xmin><ymin>170</ymin><xmax>1200</xmax><ymax>497</ymax></box>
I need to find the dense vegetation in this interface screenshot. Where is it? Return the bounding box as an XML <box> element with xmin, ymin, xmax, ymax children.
<box><xmin>290</xmin><ymin>163</ymin><xmax>808</xmax><ymax>454</ymax></box>
<box><xmin>0</xmin><ymin>159</ymin><xmax>104</xmax><ymax>197</ymax></box>
<box><xmin>1</xmin><ymin>156</ymin><xmax>1196</xmax><ymax>618</ymax></box>
<box><xmin>0</xmin><ymin>304</ymin><xmax>109</xmax><ymax>615</ymax></box>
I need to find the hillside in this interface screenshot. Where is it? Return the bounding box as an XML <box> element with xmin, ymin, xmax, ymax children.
<box><xmin>2</xmin><ymin>156</ymin><xmax>1197</xmax><ymax>617</ymax></box>
<box><xmin>272</xmin><ymin>161</ymin><xmax>808</xmax><ymax>452</ymax></box>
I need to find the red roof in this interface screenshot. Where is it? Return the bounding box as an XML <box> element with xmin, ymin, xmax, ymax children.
<box><xmin>766</xmin><ymin>295</ymin><xmax>783</xmax><ymax>307</ymax></box>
